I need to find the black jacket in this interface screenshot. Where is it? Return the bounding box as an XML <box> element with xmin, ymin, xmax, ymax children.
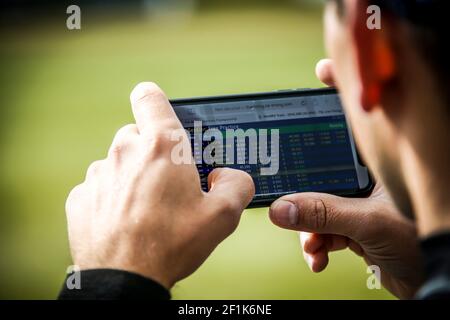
<box><xmin>58</xmin><ymin>233</ymin><xmax>450</xmax><ymax>300</ymax></box>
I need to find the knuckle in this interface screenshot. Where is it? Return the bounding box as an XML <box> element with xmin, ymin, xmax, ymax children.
<box><xmin>208</xmin><ymin>196</ymin><xmax>241</xmax><ymax>227</ymax></box>
<box><xmin>152</xmin><ymin>129</ymin><xmax>170</xmax><ymax>144</ymax></box>
<box><xmin>109</xmin><ymin>124</ymin><xmax>138</xmax><ymax>159</ymax></box>
<box><xmin>140</xmin><ymin>131</ymin><xmax>171</xmax><ymax>160</ymax></box>
<box><xmin>86</xmin><ymin>160</ymin><xmax>104</xmax><ymax>178</ymax></box>
<box><xmin>115</xmin><ymin>124</ymin><xmax>136</xmax><ymax>140</ymax></box>
<box><xmin>303</xmin><ymin>198</ymin><xmax>328</xmax><ymax>230</ymax></box>
<box><xmin>65</xmin><ymin>184</ymin><xmax>84</xmax><ymax>214</ymax></box>
<box><xmin>160</xmin><ymin>119</ymin><xmax>183</xmax><ymax>133</ymax></box>
<box><xmin>109</xmin><ymin>144</ymin><xmax>124</xmax><ymax>158</ymax></box>
<box><xmin>218</xmin><ymin>201</ymin><xmax>241</xmax><ymax>226</ymax></box>
<box><xmin>219</xmin><ymin>200</ymin><xmax>238</xmax><ymax>216</ymax></box>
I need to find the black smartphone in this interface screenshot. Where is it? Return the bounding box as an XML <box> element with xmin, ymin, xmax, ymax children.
<box><xmin>171</xmin><ymin>88</ymin><xmax>374</xmax><ymax>208</ymax></box>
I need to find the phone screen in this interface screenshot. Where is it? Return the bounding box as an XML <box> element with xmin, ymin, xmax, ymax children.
<box><xmin>171</xmin><ymin>88</ymin><xmax>372</xmax><ymax>207</ymax></box>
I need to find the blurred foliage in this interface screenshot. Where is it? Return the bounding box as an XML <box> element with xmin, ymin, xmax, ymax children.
<box><xmin>0</xmin><ymin>2</ymin><xmax>394</xmax><ymax>299</ymax></box>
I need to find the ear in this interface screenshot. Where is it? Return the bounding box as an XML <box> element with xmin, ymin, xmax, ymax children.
<box><xmin>346</xmin><ymin>0</ymin><xmax>396</xmax><ymax>112</ymax></box>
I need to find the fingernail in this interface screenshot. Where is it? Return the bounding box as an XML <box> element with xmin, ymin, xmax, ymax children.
<box><xmin>270</xmin><ymin>200</ymin><xmax>299</xmax><ymax>226</ymax></box>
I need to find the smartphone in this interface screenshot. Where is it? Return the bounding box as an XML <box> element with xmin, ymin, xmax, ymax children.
<box><xmin>171</xmin><ymin>88</ymin><xmax>374</xmax><ymax>208</ymax></box>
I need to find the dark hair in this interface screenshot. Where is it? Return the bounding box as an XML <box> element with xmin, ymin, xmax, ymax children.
<box><xmin>332</xmin><ymin>0</ymin><xmax>450</xmax><ymax>105</ymax></box>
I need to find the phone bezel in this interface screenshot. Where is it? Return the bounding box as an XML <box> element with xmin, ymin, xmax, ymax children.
<box><xmin>170</xmin><ymin>87</ymin><xmax>375</xmax><ymax>208</ymax></box>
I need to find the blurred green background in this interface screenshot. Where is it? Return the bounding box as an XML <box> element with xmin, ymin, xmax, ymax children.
<box><xmin>0</xmin><ymin>0</ymin><xmax>394</xmax><ymax>299</ymax></box>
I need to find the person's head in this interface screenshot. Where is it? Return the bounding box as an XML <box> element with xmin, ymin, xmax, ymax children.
<box><xmin>324</xmin><ymin>0</ymin><xmax>450</xmax><ymax>221</ymax></box>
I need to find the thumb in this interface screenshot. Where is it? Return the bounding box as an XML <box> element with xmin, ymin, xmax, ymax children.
<box><xmin>206</xmin><ymin>168</ymin><xmax>255</xmax><ymax>216</ymax></box>
<box><xmin>269</xmin><ymin>192</ymin><xmax>372</xmax><ymax>241</ymax></box>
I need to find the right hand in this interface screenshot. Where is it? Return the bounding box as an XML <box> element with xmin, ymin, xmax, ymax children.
<box><xmin>65</xmin><ymin>82</ymin><xmax>255</xmax><ymax>289</ymax></box>
<box><xmin>269</xmin><ymin>59</ymin><xmax>424</xmax><ymax>299</ymax></box>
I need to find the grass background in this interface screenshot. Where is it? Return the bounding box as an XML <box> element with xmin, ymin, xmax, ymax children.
<box><xmin>0</xmin><ymin>4</ymin><xmax>394</xmax><ymax>299</ymax></box>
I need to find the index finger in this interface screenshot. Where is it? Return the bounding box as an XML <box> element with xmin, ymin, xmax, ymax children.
<box><xmin>300</xmin><ymin>232</ymin><xmax>325</xmax><ymax>254</ymax></box>
<box><xmin>130</xmin><ymin>82</ymin><xmax>182</xmax><ymax>136</ymax></box>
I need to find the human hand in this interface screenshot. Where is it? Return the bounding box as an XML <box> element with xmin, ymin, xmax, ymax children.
<box><xmin>268</xmin><ymin>59</ymin><xmax>423</xmax><ymax>299</ymax></box>
<box><xmin>65</xmin><ymin>82</ymin><xmax>255</xmax><ymax>289</ymax></box>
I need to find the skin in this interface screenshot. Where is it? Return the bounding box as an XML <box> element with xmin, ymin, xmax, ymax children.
<box><xmin>66</xmin><ymin>0</ymin><xmax>450</xmax><ymax>300</ymax></box>
<box><xmin>270</xmin><ymin>0</ymin><xmax>450</xmax><ymax>299</ymax></box>
<box><xmin>65</xmin><ymin>82</ymin><xmax>255</xmax><ymax>289</ymax></box>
